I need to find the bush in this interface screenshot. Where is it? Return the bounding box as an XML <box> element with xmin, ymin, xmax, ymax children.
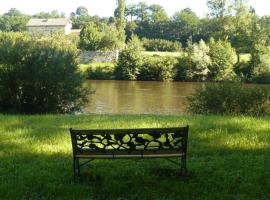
<box><xmin>138</xmin><ymin>55</ymin><xmax>177</xmax><ymax>81</ymax></box>
<box><xmin>142</xmin><ymin>38</ymin><xmax>182</xmax><ymax>52</ymax></box>
<box><xmin>175</xmin><ymin>40</ymin><xmax>211</xmax><ymax>81</ymax></box>
<box><xmin>174</xmin><ymin>56</ymin><xmax>189</xmax><ymax>81</ymax></box>
<box><xmin>187</xmin><ymin>83</ymin><xmax>270</xmax><ymax>116</ymax></box>
<box><xmin>251</xmin><ymin>72</ymin><xmax>270</xmax><ymax>84</ymax></box>
<box><xmin>85</xmin><ymin>63</ymin><xmax>115</xmax><ymax>80</ymax></box>
<box><xmin>208</xmin><ymin>38</ymin><xmax>237</xmax><ymax>81</ymax></box>
<box><xmin>251</xmin><ymin>45</ymin><xmax>270</xmax><ymax>83</ymax></box>
<box><xmin>0</xmin><ymin>32</ymin><xmax>87</xmax><ymax>114</ymax></box>
<box><xmin>234</xmin><ymin>61</ymin><xmax>253</xmax><ymax>81</ymax></box>
<box><xmin>115</xmin><ymin>35</ymin><xmax>144</xmax><ymax>80</ymax></box>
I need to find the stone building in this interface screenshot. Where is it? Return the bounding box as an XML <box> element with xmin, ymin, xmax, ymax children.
<box><xmin>26</xmin><ymin>18</ymin><xmax>72</xmax><ymax>35</ymax></box>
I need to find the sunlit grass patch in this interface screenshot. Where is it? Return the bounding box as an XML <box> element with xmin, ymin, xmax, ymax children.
<box><xmin>142</xmin><ymin>51</ymin><xmax>183</xmax><ymax>57</ymax></box>
<box><xmin>239</xmin><ymin>53</ymin><xmax>251</xmax><ymax>62</ymax></box>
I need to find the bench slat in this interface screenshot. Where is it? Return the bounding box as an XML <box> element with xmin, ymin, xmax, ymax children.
<box><xmin>70</xmin><ymin>127</ymin><xmax>188</xmax><ymax>135</ymax></box>
<box><xmin>75</xmin><ymin>153</ymin><xmax>183</xmax><ymax>159</ymax></box>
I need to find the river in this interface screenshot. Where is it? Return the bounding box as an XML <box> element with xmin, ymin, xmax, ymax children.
<box><xmin>84</xmin><ymin>80</ymin><xmax>203</xmax><ymax>115</ymax></box>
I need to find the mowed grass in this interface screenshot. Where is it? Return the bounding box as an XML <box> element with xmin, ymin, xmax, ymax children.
<box><xmin>239</xmin><ymin>53</ymin><xmax>251</xmax><ymax>62</ymax></box>
<box><xmin>0</xmin><ymin>114</ymin><xmax>270</xmax><ymax>200</ymax></box>
<box><xmin>79</xmin><ymin>62</ymin><xmax>115</xmax><ymax>73</ymax></box>
<box><xmin>142</xmin><ymin>51</ymin><xmax>183</xmax><ymax>57</ymax></box>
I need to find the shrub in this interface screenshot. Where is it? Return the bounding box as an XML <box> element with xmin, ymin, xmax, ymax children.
<box><xmin>234</xmin><ymin>61</ymin><xmax>253</xmax><ymax>81</ymax></box>
<box><xmin>138</xmin><ymin>55</ymin><xmax>177</xmax><ymax>81</ymax></box>
<box><xmin>175</xmin><ymin>40</ymin><xmax>211</xmax><ymax>81</ymax></box>
<box><xmin>115</xmin><ymin>35</ymin><xmax>144</xmax><ymax>80</ymax></box>
<box><xmin>251</xmin><ymin>72</ymin><xmax>270</xmax><ymax>84</ymax></box>
<box><xmin>142</xmin><ymin>38</ymin><xmax>182</xmax><ymax>52</ymax></box>
<box><xmin>0</xmin><ymin>32</ymin><xmax>87</xmax><ymax>114</ymax></box>
<box><xmin>208</xmin><ymin>38</ymin><xmax>237</xmax><ymax>81</ymax></box>
<box><xmin>85</xmin><ymin>63</ymin><xmax>115</xmax><ymax>80</ymax></box>
<box><xmin>251</xmin><ymin>46</ymin><xmax>270</xmax><ymax>83</ymax></box>
<box><xmin>174</xmin><ymin>56</ymin><xmax>189</xmax><ymax>81</ymax></box>
<box><xmin>187</xmin><ymin>83</ymin><xmax>270</xmax><ymax>116</ymax></box>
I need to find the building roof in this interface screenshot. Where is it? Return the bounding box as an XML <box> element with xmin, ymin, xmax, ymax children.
<box><xmin>26</xmin><ymin>18</ymin><xmax>71</xmax><ymax>27</ymax></box>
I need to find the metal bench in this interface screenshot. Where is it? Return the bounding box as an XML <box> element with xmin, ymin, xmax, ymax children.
<box><xmin>70</xmin><ymin>126</ymin><xmax>189</xmax><ymax>179</ymax></box>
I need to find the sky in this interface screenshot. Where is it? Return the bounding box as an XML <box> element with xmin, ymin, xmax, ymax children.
<box><xmin>0</xmin><ymin>0</ymin><xmax>269</xmax><ymax>17</ymax></box>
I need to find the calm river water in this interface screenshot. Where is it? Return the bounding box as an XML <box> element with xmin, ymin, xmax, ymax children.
<box><xmin>84</xmin><ymin>80</ymin><xmax>203</xmax><ymax>115</ymax></box>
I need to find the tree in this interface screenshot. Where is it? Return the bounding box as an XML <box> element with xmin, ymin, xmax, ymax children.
<box><xmin>136</xmin><ymin>2</ymin><xmax>149</xmax><ymax>21</ymax></box>
<box><xmin>125</xmin><ymin>4</ymin><xmax>137</xmax><ymax>21</ymax></box>
<box><xmin>178</xmin><ymin>40</ymin><xmax>212</xmax><ymax>81</ymax></box>
<box><xmin>79</xmin><ymin>22</ymin><xmax>120</xmax><ymax>51</ymax></box>
<box><xmin>116</xmin><ymin>0</ymin><xmax>126</xmax><ymax>46</ymax></box>
<box><xmin>231</xmin><ymin>0</ymin><xmax>254</xmax><ymax>62</ymax></box>
<box><xmin>206</xmin><ymin>0</ymin><xmax>235</xmax><ymax>41</ymax></box>
<box><xmin>208</xmin><ymin>38</ymin><xmax>237</xmax><ymax>80</ymax></box>
<box><xmin>207</xmin><ymin>0</ymin><xmax>232</xmax><ymax>17</ymax></box>
<box><xmin>0</xmin><ymin>9</ymin><xmax>29</xmax><ymax>32</ymax></box>
<box><xmin>76</xmin><ymin>6</ymin><xmax>89</xmax><ymax>16</ymax></box>
<box><xmin>148</xmin><ymin>4</ymin><xmax>169</xmax><ymax>23</ymax></box>
<box><xmin>172</xmin><ymin>8</ymin><xmax>200</xmax><ymax>46</ymax></box>
<box><xmin>251</xmin><ymin>45</ymin><xmax>270</xmax><ymax>78</ymax></box>
<box><xmin>147</xmin><ymin>4</ymin><xmax>169</xmax><ymax>38</ymax></box>
<box><xmin>0</xmin><ymin>32</ymin><xmax>87</xmax><ymax>113</ymax></box>
<box><xmin>115</xmin><ymin>35</ymin><xmax>144</xmax><ymax>80</ymax></box>
<box><xmin>4</xmin><ymin>8</ymin><xmax>22</xmax><ymax>16</ymax></box>
<box><xmin>33</xmin><ymin>10</ymin><xmax>65</xmax><ymax>18</ymax></box>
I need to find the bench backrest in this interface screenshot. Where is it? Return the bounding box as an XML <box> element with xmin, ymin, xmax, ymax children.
<box><xmin>70</xmin><ymin>126</ymin><xmax>189</xmax><ymax>154</ymax></box>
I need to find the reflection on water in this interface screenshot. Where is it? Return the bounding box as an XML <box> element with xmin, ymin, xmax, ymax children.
<box><xmin>84</xmin><ymin>80</ymin><xmax>203</xmax><ymax>115</ymax></box>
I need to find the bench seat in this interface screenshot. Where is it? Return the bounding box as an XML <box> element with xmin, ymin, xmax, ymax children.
<box><xmin>70</xmin><ymin>126</ymin><xmax>189</xmax><ymax>179</ymax></box>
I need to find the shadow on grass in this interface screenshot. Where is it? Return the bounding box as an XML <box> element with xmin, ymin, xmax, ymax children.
<box><xmin>1</xmin><ymin>142</ymin><xmax>270</xmax><ymax>199</ymax></box>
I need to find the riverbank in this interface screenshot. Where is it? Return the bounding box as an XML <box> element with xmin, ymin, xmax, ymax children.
<box><xmin>1</xmin><ymin>114</ymin><xmax>269</xmax><ymax>199</ymax></box>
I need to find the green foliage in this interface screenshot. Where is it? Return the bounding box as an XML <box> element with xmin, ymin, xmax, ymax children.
<box><xmin>234</xmin><ymin>61</ymin><xmax>252</xmax><ymax>81</ymax></box>
<box><xmin>176</xmin><ymin>40</ymin><xmax>211</xmax><ymax>81</ymax></box>
<box><xmin>0</xmin><ymin>32</ymin><xmax>87</xmax><ymax>114</ymax></box>
<box><xmin>138</xmin><ymin>56</ymin><xmax>177</xmax><ymax>81</ymax></box>
<box><xmin>85</xmin><ymin>63</ymin><xmax>115</xmax><ymax>80</ymax></box>
<box><xmin>207</xmin><ymin>0</ymin><xmax>232</xmax><ymax>17</ymax></box>
<box><xmin>76</xmin><ymin>6</ymin><xmax>89</xmax><ymax>16</ymax></box>
<box><xmin>115</xmin><ymin>35</ymin><xmax>144</xmax><ymax>80</ymax></box>
<box><xmin>4</xmin><ymin>8</ymin><xmax>22</xmax><ymax>16</ymax></box>
<box><xmin>33</xmin><ymin>10</ymin><xmax>65</xmax><ymax>18</ymax></box>
<box><xmin>71</xmin><ymin>15</ymin><xmax>92</xmax><ymax>29</ymax></box>
<box><xmin>187</xmin><ymin>83</ymin><xmax>270</xmax><ymax>116</ymax></box>
<box><xmin>252</xmin><ymin>72</ymin><xmax>270</xmax><ymax>84</ymax></box>
<box><xmin>0</xmin><ymin>8</ymin><xmax>29</xmax><ymax>32</ymax></box>
<box><xmin>172</xmin><ymin>8</ymin><xmax>200</xmax><ymax>46</ymax></box>
<box><xmin>142</xmin><ymin>38</ymin><xmax>182</xmax><ymax>52</ymax></box>
<box><xmin>250</xmin><ymin>46</ymin><xmax>270</xmax><ymax>83</ymax></box>
<box><xmin>79</xmin><ymin>22</ymin><xmax>120</xmax><ymax>51</ymax></box>
<box><xmin>231</xmin><ymin>1</ymin><xmax>254</xmax><ymax>56</ymax></box>
<box><xmin>208</xmin><ymin>38</ymin><xmax>237</xmax><ymax>81</ymax></box>
<box><xmin>116</xmin><ymin>0</ymin><xmax>126</xmax><ymax>46</ymax></box>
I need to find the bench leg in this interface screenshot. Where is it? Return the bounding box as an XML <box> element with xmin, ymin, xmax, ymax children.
<box><xmin>73</xmin><ymin>157</ymin><xmax>80</xmax><ymax>180</ymax></box>
<box><xmin>180</xmin><ymin>156</ymin><xmax>187</xmax><ymax>176</ymax></box>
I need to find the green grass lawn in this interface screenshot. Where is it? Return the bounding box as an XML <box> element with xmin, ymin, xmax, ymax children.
<box><xmin>1</xmin><ymin>114</ymin><xmax>269</xmax><ymax>199</ymax></box>
<box><xmin>142</xmin><ymin>51</ymin><xmax>183</xmax><ymax>57</ymax></box>
<box><xmin>79</xmin><ymin>62</ymin><xmax>115</xmax><ymax>73</ymax></box>
<box><xmin>239</xmin><ymin>53</ymin><xmax>251</xmax><ymax>62</ymax></box>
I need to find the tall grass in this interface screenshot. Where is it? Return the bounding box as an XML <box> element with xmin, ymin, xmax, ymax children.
<box><xmin>1</xmin><ymin>114</ymin><xmax>269</xmax><ymax>199</ymax></box>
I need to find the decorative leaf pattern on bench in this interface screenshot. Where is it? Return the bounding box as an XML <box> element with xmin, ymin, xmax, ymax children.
<box><xmin>75</xmin><ymin>132</ymin><xmax>184</xmax><ymax>151</ymax></box>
